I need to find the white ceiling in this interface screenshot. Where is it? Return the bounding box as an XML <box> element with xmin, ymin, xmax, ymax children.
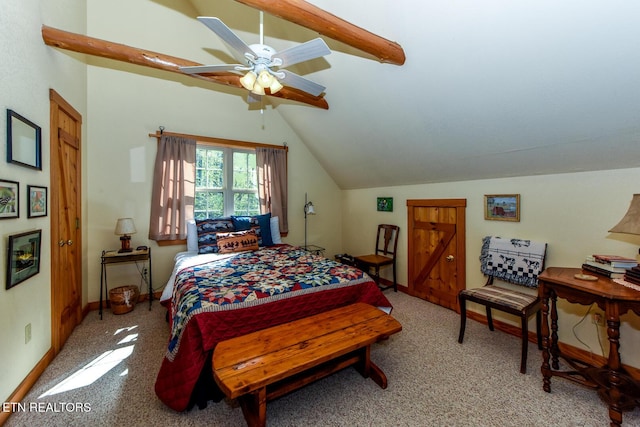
<box><xmin>187</xmin><ymin>0</ymin><xmax>640</xmax><ymax>189</ymax></box>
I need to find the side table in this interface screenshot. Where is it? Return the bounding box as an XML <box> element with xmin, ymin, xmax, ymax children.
<box><xmin>100</xmin><ymin>247</ymin><xmax>152</xmax><ymax>319</ymax></box>
<box><xmin>539</xmin><ymin>267</ymin><xmax>640</xmax><ymax>427</ymax></box>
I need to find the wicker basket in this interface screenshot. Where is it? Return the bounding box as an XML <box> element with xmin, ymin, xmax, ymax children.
<box><xmin>109</xmin><ymin>285</ymin><xmax>140</xmax><ymax>315</ymax></box>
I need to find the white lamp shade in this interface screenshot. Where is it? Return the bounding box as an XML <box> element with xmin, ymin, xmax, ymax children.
<box><xmin>240</xmin><ymin>71</ymin><xmax>257</xmax><ymax>91</ymax></box>
<box><xmin>269</xmin><ymin>79</ymin><xmax>284</xmax><ymax>94</ymax></box>
<box><xmin>115</xmin><ymin>218</ymin><xmax>137</xmax><ymax>235</ymax></box>
<box><xmin>257</xmin><ymin>70</ymin><xmax>274</xmax><ymax>87</ymax></box>
<box><xmin>305</xmin><ymin>202</ymin><xmax>315</xmax><ymax>215</ymax></box>
<box><xmin>251</xmin><ymin>82</ymin><xmax>265</xmax><ymax>95</ymax></box>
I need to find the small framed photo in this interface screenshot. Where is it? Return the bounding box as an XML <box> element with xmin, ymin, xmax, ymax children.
<box><xmin>377</xmin><ymin>197</ymin><xmax>393</xmax><ymax>212</ymax></box>
<box><xmin>7</xmin><ymin>109</ymin><xmax>42</xmax><ymax>170</ymax></box>
<box><xmin>0</xmin><ymin>179</ymin><xmax>19</xmax><ymax>219</ymax></box>
<box><xmin>6</xmin><ymin>229</ymin><xmax>42</xmax><ymax>289</ymax></box>
<box><xmin>485</xmin><ymin>194</ymin><xmax>520</xmax><ymax>222</ymax></box>
<box><xmin>27</xmin><ymin>185</ymin><xmax>47</xmax><ymax>218</ymax></box>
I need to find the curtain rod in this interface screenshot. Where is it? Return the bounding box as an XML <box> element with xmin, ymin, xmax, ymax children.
<box><xmin>148</xmin><ymin>129</ymin><xmax>288</xmax><ymax>151</ymax></box>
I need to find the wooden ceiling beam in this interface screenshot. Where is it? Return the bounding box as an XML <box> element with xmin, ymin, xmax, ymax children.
<box><xmin>41</xmin><ymin>25</ymin><xmax>329</xmax><ymax>109</ymax></box>
<box><xmin>234</xmin><ymin>0</ymin><xmax>406</xmax><ymax>65</ymax></box>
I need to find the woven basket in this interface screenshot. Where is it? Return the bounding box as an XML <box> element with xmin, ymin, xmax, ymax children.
<box><xmin>109</xmin><ymin>285</ymin><xmax>140</xmax><ymax>315</ymax></box>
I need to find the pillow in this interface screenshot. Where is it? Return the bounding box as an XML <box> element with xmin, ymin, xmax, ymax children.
<box><xmin>270</xmin><ymin>216</ymin><xmax>282</xmax><ymax>244</ymax></box>
<box><xmin>216</xmin><ymin>230</ymin><xmax>259</xmax><ymax>253</ymax></box>
<box><xmin>196</xmin><ymin>217</ymin><xmax>235</xmax><ymax>254</ymax></box>
<box><xmin>186</xmin><ymin>219</ymin><xmax>198</xmax><ymax>252</ymax></box>
<box><xmin>232</xmin><ymin>213</ymin><xmax>273</xmax><ymax>246</ymax></box>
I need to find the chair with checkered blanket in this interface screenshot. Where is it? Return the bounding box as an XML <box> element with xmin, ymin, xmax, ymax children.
<box><xmin>458</xmin><ymin>236</ymin><xmax>547</xmax><ymax>374</ymax></box>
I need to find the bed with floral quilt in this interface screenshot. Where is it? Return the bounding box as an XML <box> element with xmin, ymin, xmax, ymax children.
<box><xmin>155</xmin><ymin>244</ymin><xmax>392</xmax><ymax>412</ymax></box>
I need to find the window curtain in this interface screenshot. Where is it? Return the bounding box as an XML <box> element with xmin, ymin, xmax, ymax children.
<box><xmin>256</xmin><ymin>147</ymin><xmax>288</xmax><ymax>233</ymax></box>
<box><xmin>149</xmin><ymin>135</ymin><xmax>196</xmax><ymax>241</ymax></box>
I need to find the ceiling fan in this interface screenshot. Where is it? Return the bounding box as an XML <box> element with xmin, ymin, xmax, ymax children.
<box><xmin>179</xmin><ymin>16</ymin><xmax>331</xmax><ymax>99</ymax></box>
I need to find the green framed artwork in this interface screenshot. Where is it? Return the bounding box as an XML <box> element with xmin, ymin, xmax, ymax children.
<box><xmin>377</xmin><ymin>197</ymin><xmax>393</xmax><ymax>212</ymax></box>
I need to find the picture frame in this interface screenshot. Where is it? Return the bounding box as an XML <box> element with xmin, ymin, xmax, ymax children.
<box><xmin>377</xmin><ymin>197</ymin><xmax>393</xmax><ymax>212</ymax></box>
<box><xmin>0</xmin><ymin>179</ymin><xmax>19</xmax><ymax>219</ymax></box>
<box><xmin>6</xmin><ymin>229</ymin><xmax>42</xmax><ymax>289</ymax></box>
<box><xmin>27</xmin><ymin>185</ymin><xmax>47</xmax><ymax>218</ymax></box>
<box><xmin>7</xmin><ymin>109</ymin><xmax>42</xmax><ymax>170</ymax></box>
<box><xmin>485</xmin><ymin>194</ymin><xmax>520</xmax><ymax>222</ymax></box>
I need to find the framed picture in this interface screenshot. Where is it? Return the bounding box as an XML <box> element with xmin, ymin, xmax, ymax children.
<box><xmin>377</xmin><ymin>197</ymin><xmax>393</xmax><ymax>212</ymax></box>
<box><xmin>27</xmin><ymin>185</ymin><xmax>47</xmax><ymax>218</ymax></box>
<box><xmin>7</xmin><ymin>109</ymin><xmax>42</xmax><ymax>170</ymax></box>
<box><xmin>0</xmin><ymin>179</ymin><xmax>19</xmax><ymax>219</ymax></box>
<box><xmin>6</xmin><ymin>229</ymin><xmax>42</xmax><ymax>289</ymax></box>
<box><xmin>485</xmin><ymin>194</ymin><xmax>520</xmax><ymax>222</ymax></box>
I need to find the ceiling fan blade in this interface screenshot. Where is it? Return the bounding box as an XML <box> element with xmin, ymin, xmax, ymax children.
<box><xmin>179</xmin><ymin>64</ymin><xmax>243</xmax><ymax>74</ymax></box>
<box><xmin>278</xmin><ymin>70</ymin><xmax>325</xmax><ymax>97</ymax></box>
<box><xmin>197</xmin><ymin>17</ymin><xmax>255</xmax><ymax>61</ymax></box>
<box><xmin>271</xmin><ymin>38</ymin><xmax>330</xmax><ymax>68</ymax></box>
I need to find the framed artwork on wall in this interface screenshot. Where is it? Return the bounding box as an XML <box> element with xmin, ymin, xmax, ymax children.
<box><xmin>27</xmin><ymin>185</ymin><xmax>47</xmax><ymax>218</ymax></box>
<box><xmin>7</xmin><ymin>109</ymin><xmax>42</xmax><ymax>170</ymax></box>
<box><xmin>485</xmin><ymin>194</ymin><xmax>520</xmax><ymax>222</ymax></box>
<box><xmin>377</xmin><ymin>197</ymin><xmax>393</xmax><ymax>212</ymax></box>
<box><xmin>0</xmin><ymin>179</ymin><xmax>19</xmax><ymax>219</ymax></box>
<box><xmin>6</xmin><ymin>229</ymin><xmax>42</xmax><ymax>289</ymax></box>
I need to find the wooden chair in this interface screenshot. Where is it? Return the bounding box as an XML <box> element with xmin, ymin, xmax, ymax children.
<box><xmin>355</xmin><ymin>224</ymin><xmax>399</xmax><ymax>292</ymax></box>
<box><xmin>458</xmin><ymin>236</ymin><xmax>547</xmax><ymax>374</ymax></box>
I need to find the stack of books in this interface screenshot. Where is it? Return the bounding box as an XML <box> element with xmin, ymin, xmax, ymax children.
<box><xmin>582</xmin><ymin>254</ymin><xmax>638</xmax><ymax>279</ymax></box>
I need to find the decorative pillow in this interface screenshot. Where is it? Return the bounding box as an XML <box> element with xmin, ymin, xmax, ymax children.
<box><xmin>232</xmin><ymin>213</ymin><xmax>273</xmax><ymax>246</ymax></box>
<box><xmin>196</xmin><ymin>217</ymin><xmax>235</xmax><ymax>254</ymax></box>
<box><xmin>270</xmin><ymin>216</ymin><xmax>282</xmax><ymax>244</ymax></box>
<box><xmin>186</xmin><ymin>219</ymin><xmax>198</xmax><ymax>252</ymax></box>
<box><xmin>216</xmin><ymin>230</ymin><xmax>259</xmax><ymax>253</ymax></box>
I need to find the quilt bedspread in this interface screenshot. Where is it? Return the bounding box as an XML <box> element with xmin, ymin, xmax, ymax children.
<box><xmin>155</xmin><ymin>245</ymin><xmax>392</xmax><ymax>412</ymax></box>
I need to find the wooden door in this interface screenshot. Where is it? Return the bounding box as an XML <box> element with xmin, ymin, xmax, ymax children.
<box><xmin>50</xmin><ymin>89</ymin><xmax>82</xmax><ymax>354</ymax></box>
<box><xmin>407</xmin><ymin>199</ymin><xmax>466</xmax><ymax>312</ymax></box>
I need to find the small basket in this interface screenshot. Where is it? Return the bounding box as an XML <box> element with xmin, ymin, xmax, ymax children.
<box><xmin>109</xmin><ymin>285</ymin><xmax>140</xmax><ymax>315</ymax></box>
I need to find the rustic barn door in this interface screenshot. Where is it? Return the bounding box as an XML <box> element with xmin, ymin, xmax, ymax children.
<box><xmin>50</xmin><ymin>89</ymin><xmax>82</xmax><ymax>354</ymax></box>
<box><xmin>407</xmin><ymin>199</ymin><xmax>466</xmax><ymax>312</ymax></box>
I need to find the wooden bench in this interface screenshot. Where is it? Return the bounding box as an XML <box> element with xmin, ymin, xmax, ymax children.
<box><xmin>212</xmin><ymin>302</ymin><xmax>402</xmax><ymax>427</ymax></box>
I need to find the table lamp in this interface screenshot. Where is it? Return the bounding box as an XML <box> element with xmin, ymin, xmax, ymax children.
<box><xmin>115</xmin><ymin>218</ymin><xmax>136</xmax><ymax>253</ymax></box>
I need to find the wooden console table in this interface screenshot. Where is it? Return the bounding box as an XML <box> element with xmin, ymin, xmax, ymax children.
<box><xmin>539</xmin><ymin>267</ymin><xmax>640</xmax><ymax>427</ymax></box>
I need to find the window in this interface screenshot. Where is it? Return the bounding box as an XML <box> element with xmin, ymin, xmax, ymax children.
<box><xmin>194</xmin><ymin>145</ymin><xmax>259</xmax><ymax>219</ymax></box>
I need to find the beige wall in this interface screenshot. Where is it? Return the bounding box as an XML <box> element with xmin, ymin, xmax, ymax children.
<box><xmin>342</xmin><ymin>167</ymin><xmax>640</xmax><ymax>366</ymax></box>
<box><xmin>0</xmin><ymin>0</ymin><xmax>87</xmax><ymax>404</ymax></box>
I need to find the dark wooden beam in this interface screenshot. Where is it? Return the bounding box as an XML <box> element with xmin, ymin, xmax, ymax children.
<box><xmin>41</xmin><ymin>25</ymin><xmax>329</xmax><ymax>109</ymax></box>
<box><xmin>234</xmin><ymin>0</ymin><xmax>406</xmax><ymax>65</ymax></box>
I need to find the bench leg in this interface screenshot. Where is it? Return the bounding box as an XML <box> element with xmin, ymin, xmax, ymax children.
<box><xmin>238</xmin><ymin>387</ymin><xmax>267</xmax><ymax>427</ymax></box>
<box><xmin>354</xmin><ymin>346</ymin><xmax>388</xmax><ymax>389</ymax></box>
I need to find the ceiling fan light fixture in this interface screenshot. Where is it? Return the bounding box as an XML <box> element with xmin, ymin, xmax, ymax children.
<box><xmin>257</xmin><ymin>70</ymin><xmax>274</xmax><ymax>87</ymax></box>
<box><xmin>251</xmin><ymin>82</ymin><xmax>265</xmax><ymax>95</ymax></box>
<box><xmin>240</xmin><ymin>71</ymin><xmax>257</xmax><ymax>91</ymax></box>
<box><xmin>269</xmin><ymin>79</ymin><xmax>283</xmax><ymax>94</ymax></box>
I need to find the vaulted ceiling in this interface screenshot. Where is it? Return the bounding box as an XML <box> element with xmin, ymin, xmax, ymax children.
<box><xmin>104</xmin><ymin>1</ymin><xmax>640</xmax><ymax>189</ymax></box>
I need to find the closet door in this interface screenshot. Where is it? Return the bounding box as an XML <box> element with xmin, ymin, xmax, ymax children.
<box><xmin>407</xmin><ymin>199</ymin><xmax>466</xmax><ymax>312</ymax></box>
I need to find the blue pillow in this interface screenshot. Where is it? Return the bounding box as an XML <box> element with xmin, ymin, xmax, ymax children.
<box><xmin>232</xmin><ymin>213</ymin><xmax>273</xmax><ymax>246</ymax></box>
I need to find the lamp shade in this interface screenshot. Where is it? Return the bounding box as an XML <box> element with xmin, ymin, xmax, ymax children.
<box><xmin>240</xmin><ymin>71</ymin><xmax>257</xmax><ymax>91</ymax></box>
<box><xmin>305</xmin><ymin>202</ymin><xmax>315</xmax><ymax>215</ymax></box>
<box><xmin>609</xmin><ymin>194</ymin><xmax>640</xmax><ymax>235</ymax></box>
<box><xmin>114</xmin><ymin>218</ymin><xmax>137</xmax><ymax>236</ymax></box>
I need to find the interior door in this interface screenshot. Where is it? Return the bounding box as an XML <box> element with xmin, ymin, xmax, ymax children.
<box><xmin>50</xmin><ymin>89</ymin><xmax>82</xmax><ymax>354</ymax></box>
<box><xmin>407</xmin><ymin>199</ymin><xmax>466</xmax><ymax>312</ymax></box>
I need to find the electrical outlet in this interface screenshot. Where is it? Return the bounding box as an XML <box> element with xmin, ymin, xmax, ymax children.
<box><xmin>25</xmin><ymin>323</ymin><xmax>31</xmax><ymax>344</ymax></box>
<box><xmin>592</xmin><ymin>313</ymin><xmax>605</xmax><ymax>326</ymax></box>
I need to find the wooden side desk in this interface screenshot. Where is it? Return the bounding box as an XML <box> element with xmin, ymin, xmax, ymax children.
<box><xmin>100</xmin><ymin>248</ymin><xmax>152</xmax><ymax>319</ymax></box>
<box><xmin>538</xmin><ymin>267</ymin><xmax>640</xmax><ymax>427</ymax></box>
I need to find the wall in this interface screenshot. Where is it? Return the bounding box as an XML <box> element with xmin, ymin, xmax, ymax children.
<box><xmin>84</xmin><ymin>0</ymin><xmax>342</xmax><ymax>302</ymax></box>
<box><xmin>343</xmin><ymin>167</ymin><xmax>640</xmax><ymax>366</ymax></box>
<box><xmin>0</xmin><ymin>0</ymin><xmax>87</xmax><ymax>404</ymax></box>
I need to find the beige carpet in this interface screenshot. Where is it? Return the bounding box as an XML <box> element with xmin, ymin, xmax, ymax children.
<box><xmin>6</xmin><ymin>291</ymin><xmax>640</xmax><ymax>426</ymax></box>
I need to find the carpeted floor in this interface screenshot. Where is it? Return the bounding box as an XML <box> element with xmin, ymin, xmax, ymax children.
<box><xmin>6</xmin><ymin>291</ymin><xmax>640</xmax><ymax>426</ymax></box>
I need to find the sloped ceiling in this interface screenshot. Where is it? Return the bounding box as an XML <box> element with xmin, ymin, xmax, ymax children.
<box><xmin>188</xmin><ymin>0</ymin><xmax>640</xmax><ymax>189</ymax></box>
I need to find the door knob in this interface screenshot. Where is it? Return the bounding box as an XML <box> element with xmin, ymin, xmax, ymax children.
<box><xmin>446</xmin><ymin>255</ymin><xmax>455</xmax><ymax>262</ymax></box>
<box><xmin>67</xmin><ymin>240</ymin><xmax>73</xmax><ymax>246</ymax></box>
<box><xmin>59</xmin><ymin>240</ymin><xmax>66</xmax><ymax>247</ymax></box>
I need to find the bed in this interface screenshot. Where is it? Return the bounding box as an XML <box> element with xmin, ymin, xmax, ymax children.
<box><xmin>154</xmin><ymin>216</ymin><xmax>392</xmax><ymax>412</ymax></box>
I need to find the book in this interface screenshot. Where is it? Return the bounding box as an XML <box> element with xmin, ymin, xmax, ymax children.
<box><xmin>592</xmin><ymin>254</ymin><xmax>638</xmax><ymax>268</ymax></box>
<box><xmin>581</xmin><ymin>263</ymin><xmax>625</xmax><ymax>279</ymax></box>
<box><xmin>583</xmin><ymin>260</ymin><xmax>627</xmax><ymax>273</ymax></box>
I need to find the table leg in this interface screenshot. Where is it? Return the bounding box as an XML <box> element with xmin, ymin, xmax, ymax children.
<box><xmin>606</xmin><ymin>304</ymin><xmax>623</xmax><ymax>427</ymax></box>
<box><xmin>99</xmin><ymin>261</ymin><xmax>105</xmax><ymax>320</ymax></box>
<box><xmin>148</xmin><ymin>249</ymin><xmax>153</xmax><ymax>310</ymax></box>
<box><xmin>550</xmin><ymin>293</ymin><xmax>560</xmax><ymax>370</ymax></box>
<box><xmin>541</xmin><ymin>289</ymin><xmax>552</xmax><ymax>393</ymax></box>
